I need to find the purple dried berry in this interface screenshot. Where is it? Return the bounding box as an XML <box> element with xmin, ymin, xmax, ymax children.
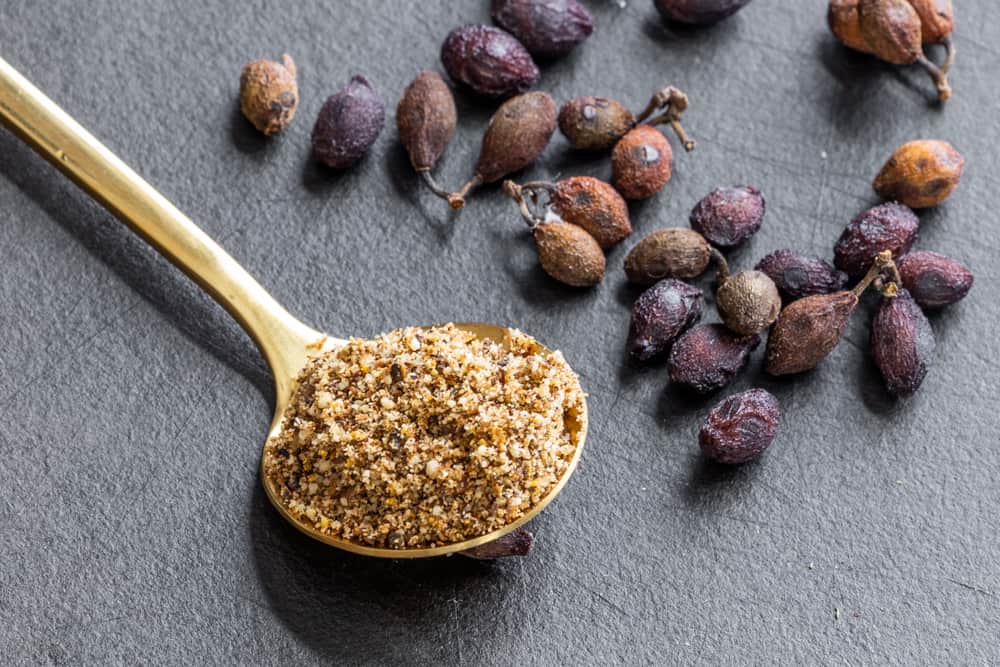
<box><xmin>628</xmin><ymin>279</ymin><xmax>704</xmax><ymax>361</ymax></box>
<box><xmin>699</xmin><ymin>388</ymin><xmax>780</xmax><ymax>465</ymax></box>
<box><xmin>654</xmin><ymin>0</ymin><xmax>755</xmax><ymax>25</ymax></box>
<box><xmin>311</xmin><ymin>75</ymin><xmax>384</xmax><ymax>169</ymax></box>
<box><xmin>755</xmin><ymin>249</ymin><xmax>848</xmax><ymax>301</ymax></box>
<box><xmin>871</xmin><ymin>288</ymin><xmax>935</xmax><ymax>396</ymax></box>
<box><xmin>668</xmin><ymin>324</ymin><xmax>760</xmax><ymax>393</ymax></box>
<box><xmin>440</xmin><ymin>25</ymin><xmax>540</xmax><ymax>98</ymax></box>
<box><xmin>460</xmin><ymin>528</ymin><xmax>534</xmax><ymax>559</ymax></box>
<box><xmin>491</xmin><ymin>0</ymin><xmax>593</xmax><ymax>59</ymax></box>
<box><xmin>897</xmin><ymin>250</ymin><xmax>973</xmax><ymax>309</ymax></box>
<box><xmin>833</xmin><ymin>202</ymin><xmax>919</xmax><ymax>277</ymax></box>
<box><xmin>689</xmin><ymin>186</ymin><xmax>765</xmax><ymax>249</ymax></box>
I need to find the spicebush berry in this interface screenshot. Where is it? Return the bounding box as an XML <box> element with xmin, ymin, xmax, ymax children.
<box><xmin>533</xmin><ymin>221</ymin><xmax>606</xmax><ymax>287</ymax></box>
<box><xmin>715</xmin><ymin>269</ymin><xmax>781</xmax><ymax>336</ymax></box>
<box><xmin>765</xmin><ymin>291</ymin><xmax>859</xmax><ymax>375</ymax></box>
<box><xmin>491</xmin><ymin>0</ymin><xmax>593</xmax><ymax>59</ymax></box>
<box><xmin>871</xmin><ymin>288</ymin><xmax>935</xmax><ymax>396</ymax></box>
<box><xmin>239</xmin><ymin>54</ymin><xmax>298</xmax><ymax>136</ymax></box>
<box><xmin>755</xmin><ymin>249</ymin><xmax>848</xmax><ymax>301</ymax></box>
<box><xmin>627</xmin><ymin>279</ymin><xmax>704</xmax><ymax>362</ymax></box>
<box><xmin>460</xmin><ymin>528</ymin><xmax>534</xmax><ymax>559</ymax></box>
<box><xmin>654</xmin><ymin>0</ymin><xmax>755</xmax><ymax>25</ymax></box>
<box><xmin>668</xmin><ymin>324</ymin><xmax>760</xmax><ymax>393</ymax></box>
<box><xmin>833</xmin><ymin>202</ymin><xmax>919</xmax><ymax>277</ymax></box>
<box><xmin>699</xmin><ymin>389</ymin><xmax>781</xmax><ymax>465</ymax></box>
<box><xmin>897</xmin><ymin>250</ymin><xmax>973</xmax><ymax>309</ymax></box>
<box><xmin>440</xmin><ymin>25</ymin><xmax>540</xmax><ymax>99</ymax></box>
<box><xmin>689</xmin><ymin>186</ymin><xmax>765</xmax><ymax>249</ymax></box>
<box><xmin>558</xmin><ymin>96</ymin><xmax>636</xmax><ymax>152</ymax></box>
<box><xmin>624</xmin><ymin>228</ymin><xmax>714</xmax><ymax>286</ymax></box>
<box><xmin>311</xmin><ymin>76</ymin><xmax>384</xmax><ymax>168</ymax></box>
<box><xmin>397</xmin><ymin>71</ymin><xmax>457</xmax><ymax>173</ymax></box>
<box><xmin>873</xmin><ymin>139</ymin><xmax>964</xmax><ymax>208</ymax></box>
<box><xmin>909</xmin><ymin>0</ymin><xmax>954</xmax><ymax>44</ymax></box>
<box><xmin>505</xmin><ymin>177</ymin><xmax>631</xmax><ymax>249</ymax></box>
<box><xmin>612</xmin><ymin>125</ymin><xmax>673</xmax><ymax>200</ymax></box>
<box><xmin>828</xmin><ymin>0</ymin><xmax>873</xmax><ymax>53</ymax></box>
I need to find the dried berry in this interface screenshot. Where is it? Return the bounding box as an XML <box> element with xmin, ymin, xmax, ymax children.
<box><xmin>872</xmin><ymin>139</ymin><xmax>964</xmax><ymax>208</ymax></box>
<box><xmin>668</xmin><ymin>324</ymin><xmax>760</xmax><ymax>393</ymax></box>
<box><xmin>756</xmin><ymin>250</ymin><xmax>848</xmax><ymax>301</ymax></box>
<box><xmin>491</xmin><ymin>0</ymin><xmax>593</xmax><ymax>59</ymax></box>
<box><xmin>715</xmin><ymin>268</ymin><xmax>781</xmax><ymax>336</ymax></box>
<box><xmin>828</xmin><ymin>0</ymin><xmax>873</xmax><ymax>53</ymax></box>
<box><xmin>624</xmin><ymin>228</ymin><xmax>715</xmax><ymax>286</ymax></box>
<box><xmin>239</xmin><ymin>54</ymin><xmax>298</xmax><ymax>135</ymax></box>
<box><xmin>448</xmin><ymin>92</ymin><xmax>557</xmax><ymax>209</ymax></box>
<box><xmin>532</xmin><ymin>220</ymin><xmax>606</xmax><ymax>287</ymax></box>
<box><xmin>311</xmin><ymin>75</ymin><xmax>385</xmax><ymax>169</ymax></box>
<box><xmin>440</xmin><ymin>25</ymin><xmax>540</xmax><ymax>98</ymax></box>
<box><xmin>397</xmin><ymin>71</ymin><xmax>458</xmax><ymax>200</ymax></box>
<box><xmin>654</xmin><ymin>0</ymin><xmax>755</xmax><ymax>25</ymax></box>
<box><xmin>897</xmin><ymin>250</ymin><xmax>973</xmax><ymax>309</ymax></box>
<box><xmin>460</xmin><ymin>528</ymin><xmax>534</xmax><ymax>559</ymax></box>
<box><xmin>871</xmin><ymin>288</ymin><xmax>935</xmax><ymax>396</ymax></box>
<box><xmin>504</xmin><ymin>177</ymin><xmax>631</xmax><ymax>249</ymax></box>
<box><xmin>909</xmin><ymin>0</ymin><xmax>954</xmax><ymax>44</ymax></box>
<box><xmin>833</xmin><ymin>202</ymin><xmax>919</xmax><ymax>277</ymax></box>
<box><xmin>627</xmin><ymin>279</ymin><xmax>704</xmax><ymax>361</ymax></box>
<box><xmin>559</xmin><ymin>86</ymin><xmax>696</xmax><ymax>153</ymax></box>
<box><xmin>699</xmin><ymin>389</ymin><xmax>780</xmax><ymax>465</ymax></box>
<box><xmin>612</xmin><ymin>125</ymin><xmax>673</xmax><ymax>200</ymax></box>
<box><xmin>689</xmin><ymin>186</ymin><xmax>765</xmax><ymax>249</ymax></box>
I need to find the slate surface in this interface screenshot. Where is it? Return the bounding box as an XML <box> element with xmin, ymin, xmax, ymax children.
<box><xmin>1</xmin><ymin>1</ymin><xmax>998</xmax><ymax>664</ymax></box>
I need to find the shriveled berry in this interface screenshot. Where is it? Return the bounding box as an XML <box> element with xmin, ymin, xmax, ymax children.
<box><xmin>533</xmin><ymin>221</ymin><xmax>606</xmax><ymax>287</ymax></box>
<box><xmin>873</xmin><ymin>139</ymin><xmax>964</xmax><ymax>208</ymax></box>
<box><xmin>624</xmin><ymin>228</ymin><xmax>713</xmax><ymax>286</ymax></box>
<box><xmin>311</xmin><ymin>76</ymin><xmax>384</xmax><ymax>169</ymax></box>
<box><xmin>440</xmin><ymin>25</ymin><xmax>539</xmax><ymax>98</ymax></box>
<box><xmin>654</xmin><ymin>0</ymin><xmax>755</xmax><ymax>25</ymax></box>
<box><xmin>755</xmin><ymin>250</ymin><xmax>848</xmax><ymax>301</ymax></box>
<box><xmin>460</xmin><ymin>528</ymin><xmax>534</xmax><ymax>559</ymax></box>
<box><xmin>897</xmin><ymin>250</ymin><xmax>973</xmax><ymax>309</ymax></box>
<box><xmin>699</xmin><ymin>389</ymin><xmax>780</xmax><ymax>465</ymax></box>
<box><xmin>689</xmin><ymin>186</ymin><xmax>765</xmax><ymax>249</ymax></box>
<box><xmin>397</xmin><ymin>71</ymin><xmax>457</xmax><ymax>172</ymax></box>
<box><xmin>716</xmin><ymin>270</ymin><xmax>781</xmax><ymax>336</ymax></box>
<box><xmin>491</xmin><ymin>0</ymin><xmax>593</xmax><ymax>59</ymax></box>
<box><xmin>833</xmin><ymin>202</ymin><xmax>919</xmax><ymax>278</ymax></box>
<box><xmin>558</xmin><ymin>97</ymin><xmax>635</xmax><ymax>152</ymax></box>
<box><xmin>766</xmin><ymin>291</ymin><xmax>858</xmax><ymax>375</ymax></box>
<box><xmin>239</xmin><ymin>54</ymin><xmax>298</xmax><ymax>135</ymax></box>
<box><xmin>909</xmin><ymin>0</ymin><xmax>954</xmax><ymax>44</ymax></box>
<box><xmin>828</xmin><ymin>0</ymin><xmax>873</xmax><ymax>53</ymax></box>
<box><xmin>627</xmin><ymin>279</ymin><xmax>704</xmax><ymax>361</ymax></box>
<box><xmin>612</xmin><ymin>125</ymin><xmax>673</xmax><ymax>200</ymax></box>
<box><xmin>550</xmin><ymin>177</ymin><xmax>631</xmax><ymax>248</ymax></box>
<box><xmin>668</xmin><ymin>324</ymin><xmax>760</xmax><ymax>393</ymax></box>
<box><xmin>871</xmin><ymin>289</ymin><xmax>935</xmax><ymax>396</ymax></box>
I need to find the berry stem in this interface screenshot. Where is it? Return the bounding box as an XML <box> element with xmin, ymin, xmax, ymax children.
<box><xmin>447</xmin><ymin>173</ymin><xmax>483</xmax><ymax>210</ymax></box>
<box><xmin>418</xmin><ymin>170</ymin><xmax>453</xmax><ymax>201</ymax></box>
<box><xmin>916</xmin><ymin>53</ymin><xmax>952</xmax><ymax>102</ymax></box>
<box><xmin>851</xmin><ymin>250</ymin><xmax>897</xmax><ymax>298</ymax></box>
<box><xmin>502</xmin><ymin>180</ymin><xmax>546</xmax><ymax>229</ymax></box>
<box><xmin>940</xmin><ymin>35</ymin><xmax>955</xmax><ymax>75</ymax></box>
<box><xmin>646</xmin><ymin>95</ymin><xmax>696</xmax><ymax>152</ymax></box>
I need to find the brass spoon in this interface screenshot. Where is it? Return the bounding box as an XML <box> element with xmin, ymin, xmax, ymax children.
<box><xmin>0</xmin><ymin>57</ymin><xmax>587</xmax><ymax>559</ymax></box>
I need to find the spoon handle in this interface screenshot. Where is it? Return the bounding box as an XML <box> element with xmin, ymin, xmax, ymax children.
<box><xmin>0</xmin><ymin>57</ymin><xmax>321</xmax><ymax>381</ymax></box>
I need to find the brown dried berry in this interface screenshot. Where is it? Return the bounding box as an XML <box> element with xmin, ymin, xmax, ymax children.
<box><xmin>504</xmin><ymin>177</ymin><xmax>631</xmax><ymax>249</ymax></box>
<box><xmin>715</xmin><ymin>269</ymin><xmax>781</xmax><ymax>336</ymax></box>
<box><xmin>873</xmin><ymin>139</ymin><xmax>964</xmax><ymax>209</ymax></box>
<box><xmin>448</xmin><ymin>92</ymin><xmax>557</xmax><ymax>209</ymax></box>
<box><xmin>833</xmin><ymin>202</ymin><xmax>919</xmax><ymax>278</ymax></box>
<box><xmin>559</xmin><ymin>97</ymin><xmax>636</xmax><ymax>152</ymax></box>
<box><xmin>909</xmin><ymin>0</ymin><xmax>954</xmax><ymax>44</ymax></box>
<box><xmin>612</xmin><ymin>125</ymin><xmax>673</xmax><ymax>200</ymax></box>
<box><xmin>311</xmin><ymin>76</ymin><xmax>385</xmax><ymax>169</ymax></box>
<box><xmin>397</xmin><ymin>71</ymin><xmax>458</xmax><ymax>201</ymax></box>
<box><xmin>828</xmin><ymin>0</ymin><xmax>874</xmax><ymax>53</ymax></box>
<box><xmin>897</xmin><ymin>250</ymin><xmax>973</xmax><ymax>309</ymax></box>
<box><xmin>756</xmin><ymin>250</ymin><xmax>848</xmax><ymax>301</ymax></box>
<box><xmin>533</xmin><ymin>221</ymin><xmax>606</xmax><ymax>287</ymax></box>
<box><xmin>491</xmin><ymin>0</ymin><xmax>593</xmax><ymax>59</ymax></box>
<box><xmin>871</xmin><ymin>288</ymin><xmax>935</xmax><ymax>396</ymax></box>
<box><xmin>440</xmin><ymin>25</ymin><xmax>540</xmax><ymax>99</ymax></box>
<box><xmin>654</xmin><ymin>0</ymin><xmax>755</xmax><ymax>25</ymax></box>
<box><xmin>689</xmin><ymin>186</ymin><xmax>765</xmax><ymax>249</ymax></box>
<box><xmin>239</xmin><ymin>54</ymin><xmax>298</xmax><ymax>135</ymax></box>
<box><xmin>627</xmin><ymin>279</ymin><xmax>704</xmax><ymax>361</ymax></box>
<box><xmin>699</xmin><ymin>389</ymin><xmax>780</xmax><ymax>465</ymax></box>
<box><xmin>668</xmin><ymin>324</ymin><xmax>760</xmax><ymax>393</ymax></box>
<box><xmin>624</xmin><ymin>228</ymin><xmax>714</xmax><ymax>286</ymax></box>
<box><xmin>460</xmin><ymin>528</ymin><xmax>534</xmax><ymax>559</ymax></box>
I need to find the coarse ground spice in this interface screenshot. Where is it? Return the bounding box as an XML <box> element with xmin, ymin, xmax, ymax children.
<box><xmin>263</xmin><ymin>323</ymin><xmax>585</xmax><ymax>549</ymax></box>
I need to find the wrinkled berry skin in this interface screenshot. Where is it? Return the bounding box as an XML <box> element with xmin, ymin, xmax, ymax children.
<box><xmin>491</xmin><ymin>0</ymin><xmax>593</xmax><ymax>59</ymax></box>
<box><xmin>828</xmin><ymin>0</ymin><xmax>872</xmax><ymax>53</ymax></box>
<box><xmin>756</xmin><ymin>249</ymin><xmax>848</xmax><ymax>301</ymax></box>
<box><xmin>551</xmin><ymin>177</ymin><xmax>632</xmax><ymax>249</ymax></box>
<box><xmin>897</xmin><ymin>250</ymin><xmax>973</xmax><ymax>309</ymax></box>
<box><xmin>628</xmin><ymin>279</ymin><xmax>704</xmax><ymax>361</ymax></box>
<box><xmin>871</xmin><ymin>289</ymin><xmax>935</xmax><ymax>396</ymax></box>
<box><xmin>612</xmin><ymin>126</ymin><xmax>673</xmax><ymax>200</ymax></box>
<box><xmin>558</xmin><ymin>96</ymin><xmax>635</xmax><ymax>152</ymax></box>
<box><xmin>533</xmin><ymin>221</ymin><xmax>606</xmax><ymax>287</ymax></box>
<box><xmin>716</xmin><ymin>270</ymin><xmax>781</xmax><ymax>336</ymax></box>
<box><xmin>766</xmin><ymin>291</ymin><xmax>859</xmax><ymax>375</ymax></box>
<box><xmin>833</xmin><ymin>202</ymin><xmax>919</xmax><ymax>277</ymax></box>
<box><xmin>624</xmin><ymin>228</ymin><xmax>712</xmax><ymax>286</ymax></box>
<box><xmin>873</xmin><ymin>140</ymin><xmax>964</xmax><ymax>209</ymax></box>
<box><xmin>699</xmin><ymin>389</ymin><xmax>780</xmax><ymax>465</ymax></box>
<box><xmin>654</xmin><ymin>0</ymin><xmax>754</xmax><ymax>25</ymax></box>
<box><xmin>689</xmin><ymin>186</ymin><xmax>765</xmax><ymax>249</ymax></box>
<box><xmin>397</xmin><ymin>71</ymin><xmax>457</xmax><ymax>171</ymax></box>
<box><xmin>441</xmin><ymin>25</ymin><xmax>540</xmax><ymax>98</ymax></box>
<box><xmin>476</xmin><ymin>92</ymin><xmax>558</xmax><ymax>184</ymax></box>
<box><xmin>311</xmin><ymin>76</ymin><xmax>384</xmax><ymax>168</ymax></box>
<box><xmin>668</xmin><ymin>324</ymin><xmax>760</xmax><ymax>393</ymax></box>
<box><xmin>239</xmin><ymin>54</ymin><xmax>298</xmax><ymax>136</ymax></box>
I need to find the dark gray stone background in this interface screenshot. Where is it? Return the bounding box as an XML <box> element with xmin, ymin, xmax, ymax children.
<box><xmin>1</xmin><ymin>0</ymin><xmax>997</xmax><ymax>664</ymax></box>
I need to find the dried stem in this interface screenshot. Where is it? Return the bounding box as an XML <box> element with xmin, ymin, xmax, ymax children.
<box><xmin>940</xmin><ymin>35</ymin><xmax>955</xmax><ymax>75</ymax></box>
<box><xmin>916</xmin><ymin>53</ymin><xmax>952</xmax><ymax>102</ymax></box>
<box><xmin>418</xmin><ymin>169</ymin><xmax>453</xmax><ymax>201</ymax></box>
<box><xmin>502</xmin><ymin>180</ymin><xmax>546</xmax><ymax>228</ymax></box>
<box><xmin>851</xmin><ymin>250</ymin><xmax>897</xmax><ymax>298</ymax></box>
<box><xmin>710</xmin><ymin>247</ymin><xmax>730</xmax><ymax>282</ymax></box>
<box><xmin>447</xmin><ymin>173</ymin><xmax>484</xmax><ymax>210</ymax></box>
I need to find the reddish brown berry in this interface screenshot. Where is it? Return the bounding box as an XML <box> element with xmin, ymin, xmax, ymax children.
<box><xmin>491</xmin><ymin>0</ymin><xmax>593</xmax><ymax>59</ymax></box>
<box><xmin>689</xmin><ymin>186</ymin><xmax>765</xmax><ymax>249</ymax></box>
<box><xmin>624</xmin><ymin>228</ymin><xmax>714</xmax><ymax>286</ymax></box>
<box><xmin>533</xmin><ymin>221</ymin><xmax>606</xmax><ymax>287</ymax></box>
<box><xmin>549</xmin><ymin>177</ymin><xmax>632</xmax><ymax>249</ymax></box>
<box><xmin>755</xmin><ymin>250</ymin><xmax>848</xmax><ymax>301</ymax></box>
<box><xmin>239</xmin><ymin>54</ymin><xmax>298</xmax><ymax>135</ymax></box>
<box><xmin>716</xmin><ymin>270</ymin><xmax>781</xmax><ymax>336</ymax></box>
<box><xmin>440</xmin><ymin>25</ymin><xmax>540</xmax><ymax>99</ymax></box>
<box><xmin>699</xmin><ymin>389</ymin><xmax>781</xmax><ymax>465</ymax></box>
<box><xmin>612</xmin><ymin>126</ymin><xmax>673</xmax><ymax>200</ymax></box>
<box><xmin>909</xmin><ymin>0</ymin><xmax>954</xmax><ymax>44</ymax></box>
<box><xmin>766</xmin><ymin>291</ymin><xmax>858</xmax><ymax>375</ymax></box>
<box><xmin>873</xmin><ymin>139</ymin><xmax>964</xmax><ymax>209</ymax></box>
<box><xmin>668</xmin><ymin>324</ymin><xmax>760</xmax><ymax>393</ymax></box>
<box><xmin>871</xmin><ymin>289</ymin><xmax>935</xmax><ymax>396</ymax></box>
<box><xmin>397</xmin><ymin>71</ymin><xmax>457</xmax><ymax>173</ymax></box>
<box><xmin>654</xmin><ymin>0</ymin><xmax>755</xmax><ymax>25</ymax></box>
<box><xmin>628</xmin><ymin>279</ymin><xmax>704</xmax><ymax>362</ymax></box>
<box><xmin>558</xmin><ymin>97</ymin><xmax>636</xmax><ymax>152</ymax></box>
<box><xmin>828</xmin><ymin>0</ymin><xmax>873</xmax><ymax>53</ymax></box>
<box><xmin>897</xmin><ymin>250</ymin><xmax>973</xmax><ymax>309</ymax></box>
<box><xmin>833</xmin><ymin>202</ymin><xmax>919</xmax><ymax>278</ymax></box>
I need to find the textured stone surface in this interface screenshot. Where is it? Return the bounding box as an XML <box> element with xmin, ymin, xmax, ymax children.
<box><xmin>1</xmin><ymin>1</ymin><xmax>998</xmax><ymax>664</ymax></box>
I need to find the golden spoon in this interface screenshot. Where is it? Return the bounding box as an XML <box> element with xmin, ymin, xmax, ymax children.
<box><xmin>0</xmin><ymin>57</ymin><xmax>587</xmax><ymax>559</ymax></box>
